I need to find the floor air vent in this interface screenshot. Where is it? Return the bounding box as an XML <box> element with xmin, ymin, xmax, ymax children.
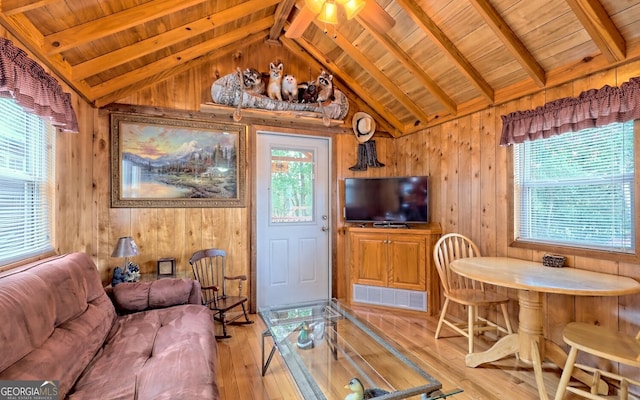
<box><xmin>353</xmin><ymin>284</ymin><xmax>427</xmax><ymax>311</ymax></box>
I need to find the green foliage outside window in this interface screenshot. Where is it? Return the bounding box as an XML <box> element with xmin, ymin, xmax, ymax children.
<box><xmin>271</xmin><ymin>149</ymin><xmax>314</xmax><ymax>223</ymax></box>
<box><xmin>514</xmin><ymin>121</ymin><xmax>634</xmax><ymax>252</ymax></box>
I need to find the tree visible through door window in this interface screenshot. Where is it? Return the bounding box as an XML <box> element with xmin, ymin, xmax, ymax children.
<box><xmin>270</xmin><ymin>148</ymin><xmax>314</xmax><ymax>223</ymax></box>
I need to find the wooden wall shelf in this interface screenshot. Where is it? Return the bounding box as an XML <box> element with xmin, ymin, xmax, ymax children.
<box><xmin>199</xmin><ymin>103</ymin><xmax>344</xmax><ymax>127</ymax></box>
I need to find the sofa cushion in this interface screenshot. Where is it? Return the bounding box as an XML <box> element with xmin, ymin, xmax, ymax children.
<box><xmin>113</xmin><ymin>281</ymin><xmax>151</xmax><ymax>312</ymax></box>
<box><xmin>0</xmin><ymin>273</ymin><xmax>56</xmax><ymax>372</ymax></box>
<box><xmin>148</xmin><ymin>278</ymin><xmax>193</xmax><ymax>308</ymax></box>
<box><xmin>0</xmin><ymin>295</ymin><xmax>117</xmax><ymax>397</ymax></box>
<box><xmin>67</xmin><ymin>304</ymin><xmax>219</xmax><ymax>400</ymax></box>
<box><xmin>113</xmin><ymin>278</ymin><xmax>197</xmax><ymax>312</ymax></box>
<box><xmin>0</xmin><ymin>253</ymin><xmax>117</xmax><ymax>398</ymax></box>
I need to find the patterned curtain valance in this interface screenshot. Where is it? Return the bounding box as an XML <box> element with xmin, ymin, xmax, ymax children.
<box><xmin>500</xmin><ymin>77</ymin><xmax>640</xmax><ymax>146</ymax></box>
<box><xmin>0</xmin><ymin>38</ymin><xmax>79</xmax><ymax>133</ymax></box>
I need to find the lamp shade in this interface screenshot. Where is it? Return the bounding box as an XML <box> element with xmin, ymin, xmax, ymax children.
<box><xmin>317</xmin><ymin>1</ymin><xmax>338</xmax><ymax>25</ymax></box>
<box><xmin>111</xmin><ymin>236</ymin><xmax>140</xmax><ymax>258</ymax></box>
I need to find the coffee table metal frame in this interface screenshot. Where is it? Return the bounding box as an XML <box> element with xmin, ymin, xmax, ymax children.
<box><xmin>259</xmin><ymin>299</ymin><xmax>459</xmax><ymax>400</ymax></box>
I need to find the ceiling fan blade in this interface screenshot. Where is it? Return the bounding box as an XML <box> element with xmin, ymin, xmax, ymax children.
<box><xmin>285</xmin><ymin>5</ymin><xmax>317</xmax><ymax>38</ymax></box>
<box><xmin>358</xmin><ymin>1</ymin><xmax>396</xmax><ymax>33</ymax></box>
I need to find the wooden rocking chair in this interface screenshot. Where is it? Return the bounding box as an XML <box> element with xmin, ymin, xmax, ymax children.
<box><xmin>189</xmin><ymin>248</ymin><xmax>253</xmax><ymax>339</ymax></box>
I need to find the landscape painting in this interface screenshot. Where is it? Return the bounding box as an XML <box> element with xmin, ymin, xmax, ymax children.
<box><xmin>110</xmin><ymin>112</ymin><xmax>245</xmax><ymax>208</ymax></box>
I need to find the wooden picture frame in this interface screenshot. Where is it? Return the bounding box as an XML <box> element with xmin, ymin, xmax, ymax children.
<box><xmin>110</xmin><ymin>112</ymin><xmax>246</xmax><ymax>208</ymax></box>
<box><xmin>157</xmin><ymin>257</ymin><xmax>176</xmax><ymax>277</ymax></box>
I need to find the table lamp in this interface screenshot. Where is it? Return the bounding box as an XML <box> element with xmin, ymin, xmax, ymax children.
<box><xmin>111</xmin><ymin>236</ymin><xmax>140</xmax><ymax>285</ymax></box>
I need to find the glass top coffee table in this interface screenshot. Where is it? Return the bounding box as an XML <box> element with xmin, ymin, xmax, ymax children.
<box><xmin>259</xmin><ymin>299</ymin><xmax>461</xmax><ymax>400</ymax></box>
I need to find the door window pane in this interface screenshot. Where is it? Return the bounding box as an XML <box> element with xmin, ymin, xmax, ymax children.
<box><xmin>270</xmin><ymin>148</ymin><xmax>314</xmax><ymax>223</ymax></box>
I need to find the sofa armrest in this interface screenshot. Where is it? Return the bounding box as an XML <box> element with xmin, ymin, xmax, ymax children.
<box><xmin>112</xmin><ymin>278</ymin><xmax>202</xmax><ymax>313</ymax></box>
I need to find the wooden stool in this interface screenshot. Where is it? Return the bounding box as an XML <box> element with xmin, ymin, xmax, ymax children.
<box><xmin>555</xmin><ymin>322</ymin><xmax>640</xmax><ymax>400</ymax></box>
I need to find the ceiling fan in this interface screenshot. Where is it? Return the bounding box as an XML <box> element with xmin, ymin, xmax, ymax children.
<box><xmin>285</xmin><ymin>0</ymin><xmax>396</xmax><ymax>39</ymax></box>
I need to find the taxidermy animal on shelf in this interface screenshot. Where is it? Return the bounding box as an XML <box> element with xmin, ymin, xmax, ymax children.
<box><xmin>282</xmin><ymin>74</ymin><xmax>298</xmax><ymax>102</ymax></box>
<box><xmin>240</xmin><ymin>67</ymin><xmax>265</xmax><ymax>96</ymax></box>
<box><xmin>316</xmin><ymin>70</ymin><xmax>335</xmax><ymax>103</ymax></box>
<box><xmin>298</xmin><ymin>80</ymin><xmax>318</xmax><ymax>103</ymax></box>
<box><xmin>343</xmin><ymin>378</ymin><xmax>389</xmax><ymax>400</ymax></box>
<box><xmin>267</xmin><ymin>61</ymin><xmax>284</xmax><ymax>101</ymax></box>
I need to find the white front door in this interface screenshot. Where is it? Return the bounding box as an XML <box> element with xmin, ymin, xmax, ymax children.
<box><xmin>256</xmin><ymin>132</ymin><xmax>331</xmax><ymax>308</ymax></box>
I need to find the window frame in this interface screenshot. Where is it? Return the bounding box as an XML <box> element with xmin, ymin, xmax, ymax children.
<box><xmin>507</xmin><ymin>120</ymin><xmax>640</xmax><ymax>263</ymax></box>
<box><xmin>0</xmin><ymin>98</ymin><xmax>56</xmax><ymax>268</ymax></box>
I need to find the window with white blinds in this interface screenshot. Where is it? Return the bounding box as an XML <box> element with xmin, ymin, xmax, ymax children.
<box><xmin>513</xmin><ymin>120</ymin><xmax>635</xmax><ymax>253</ymax></box>
<box><xmin>0</xmin><ymin>97</ymin><xmax>55</xmax><ymax>265</ymax></box>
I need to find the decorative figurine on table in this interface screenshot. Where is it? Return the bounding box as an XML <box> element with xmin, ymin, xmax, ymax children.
<box><xmin>297</xmin><ymin>321</ymin><xmax>314</xmax><ymax>350</ymax></box>
<box><xmin>111</xmin><ymin>267</ymin><xmax>126</xmax><ymax>286</ymax></box>
<box><xmin>123</xmin><ymin>261</ymin><xmax>140</xmax><ymax>282</ymax></box>
<box><xmin>110</xmin><ymin>236</ymin><xmax>141</xmax><ymax>286</ymax></box>
<box><xmin>111</xmin><ymin>261</ymin><xmax>140</xmax><ymax>286</ymax></box>
<box><xmin>296</xmin><ymin>321</ymin><xmax>326</xmax><ymax>350</ymax></box>
<box><xmin>343</xmin><ymin>377</ymin><xmax>389</xmax><ymax>400</ymax></box>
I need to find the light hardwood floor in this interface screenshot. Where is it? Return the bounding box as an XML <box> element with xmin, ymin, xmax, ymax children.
<box><xmin>215</xmin><ymin>303</ymin><xmax>609</xmax><ymax>400</ymax></box>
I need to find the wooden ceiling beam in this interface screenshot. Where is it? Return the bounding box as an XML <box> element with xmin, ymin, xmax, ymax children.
<box><xmin>72</xmin><ymin>0</ymin><xmax>279</xmax><ymax>81</ymax></box>
<box><xmin>90</xmin><ymin>17</ymin><xmax>273</xmax><ymax>100</ymax></box>
<box><xmin>280</xmin><ymin>37</ymin><xmax>397</xmax><ymax>135</ymax></box>
<box><xmin>395</xmin><ymin>0</ymin><xmax>495</xmax><ymax>103</ymax></box>
<box><xmin>0</xmin><ymin>12</ymin><xmax>94</xmax><ymax>103</ymax></box>
<box><xmin>0</xmin><ymin>0</ymin><xmax>56</xmax><ymax>15</ymax></box>
<box><xmin>416</xmin><ymin>45</ymin><xmax>640</xmax><ymax>132</ymax></box>
<box><xmin>281</xmin><ymin>35</ymin><xmax>405</xmax><ymax>135</ymax></box>
<box><xmin>317</xmin><ymin>21</ymin><xmax>432</xmax><ymax>127</ymax></box>
<box><xmin>268</xmin><ymin>0</ymin><xmax>296</xmax><ymax>42</ymax></box>
<box><xmin>468</xmin><ymin>0</ymin><xmax>546</xmax><ymax>87</ymax></box>
<box><xmin>285</xmin><ymin>5</ymin><xmax>316</xmax><ymax>39</ymax></box>
<box><xmin>565</xmin><ymin>0</ymin><xmax>626</xmax><ymax>63</ymax></box>
<box><xmin>44</xmin><ymin>0</ymin><xmax>209</xmax><ymax>55</ymax></box>
<box><xmin>94</xmin><ymin>33</ymin><xmax>267</xmax><ymax>108</ymax></box>
<box><xmin>355</xmin><ymin>14</ymin><xmax>458</xmax><ymax>116</ymax></box>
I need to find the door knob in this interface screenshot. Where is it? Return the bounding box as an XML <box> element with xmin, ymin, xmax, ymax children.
<box><xmin>321</xmin><ymin>226</ymin><xmax>329</xmax><ymax>231</ymax></box>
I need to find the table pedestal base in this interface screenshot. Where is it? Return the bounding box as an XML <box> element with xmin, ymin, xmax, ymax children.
<box><xmin>463</xmin><ymin>290</ymin><xmax>607</xmax><ymax>400</ymax></box>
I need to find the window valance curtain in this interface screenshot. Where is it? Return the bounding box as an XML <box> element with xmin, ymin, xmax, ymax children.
<box><xmin>0</xmin><ymin>38</ymin><xmax>79</xmax><ymax>133</ymax></box>
<box><xmin>500</xmin><ymin>77</ymin><xmax>640</xmax><ymax>146</ymax></box>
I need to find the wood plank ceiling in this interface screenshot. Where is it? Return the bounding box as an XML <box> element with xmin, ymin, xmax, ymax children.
<box><xmin>1</xmin><ymin>0</ymin><xmax>639</xmax><ymax>137</ymax></box>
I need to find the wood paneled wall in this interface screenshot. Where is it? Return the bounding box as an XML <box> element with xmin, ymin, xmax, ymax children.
<box><xmin>392</xmin><ymin>65</ymin><xmax>640</xmax><ymax>358</ymax></box>
<box><xmin>8</xmin><ymin>25</ymin><xmax>638</xmax><ymax>364</ymax></box>
<box><xmin>94</xmin><ymin>40</ymin><xmax>344</xmax><ymax>289</ymax></box>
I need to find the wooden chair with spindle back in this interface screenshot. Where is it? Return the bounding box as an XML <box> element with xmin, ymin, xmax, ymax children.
<box><xmin>432</xmin><ymin>233</ymin><xmax>513</xmax><ymax>354</ymax></box>
<box><xmin>554</xmin><ymin>322</ymin><xmax>640</xmax><ymax>400</ymax></box>
<box><xmin>189</xmin><ymin>248</ymin><xmax>253</xmax><ymax>339</ymax></box>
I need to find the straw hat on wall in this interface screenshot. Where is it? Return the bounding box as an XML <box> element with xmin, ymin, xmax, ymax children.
<box><xmin>352</xmin><ymin>112</ymin><xmax>376</xmax><ymax>143</ymax></box>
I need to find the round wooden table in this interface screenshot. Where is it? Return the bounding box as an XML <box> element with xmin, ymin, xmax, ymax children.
<box><xmin>449</xmin><ymin>257</ymin><xmax>640</xmax><ymax>400</ymax></box>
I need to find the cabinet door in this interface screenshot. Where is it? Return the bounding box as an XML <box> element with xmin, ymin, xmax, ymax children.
<box><xmin>387</xmin><ymin>233</ymin><xmax>426</xmax><ymax>291</ymax></box>
<box><xmin>350</xmin><ymin>232</ymin><xmax>387</xmax><ymax>287</ymax></box>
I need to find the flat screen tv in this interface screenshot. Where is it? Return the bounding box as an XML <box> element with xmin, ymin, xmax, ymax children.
<box><xmin>344</xmin><ymin>176</ymin><xmax>429</xmax><ymax>225</ymax></box>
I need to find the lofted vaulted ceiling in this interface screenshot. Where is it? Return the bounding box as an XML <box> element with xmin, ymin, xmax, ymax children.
<box><xmin>2</xmin><ymin>0</ymin><xmax>640</xmax><ymax>137</ymax></box>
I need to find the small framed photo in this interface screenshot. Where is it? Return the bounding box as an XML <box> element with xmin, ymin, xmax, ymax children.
<box><xmin>157</xmin><ymin>257</ymin><xmax>176</xmax><ymax>277</ymax></box>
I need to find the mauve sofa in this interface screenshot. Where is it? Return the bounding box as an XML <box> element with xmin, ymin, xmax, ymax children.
<box><xmin>0</xmin><ymin>252</ymin><xmax>220</xmax><ymax>399</ymax></box>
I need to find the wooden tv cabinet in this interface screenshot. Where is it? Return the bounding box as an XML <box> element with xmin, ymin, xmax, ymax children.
<box><xmin>346</xmin><ymin>223</ymin><xmax>442</xmax><ymax>315</ymax></box>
